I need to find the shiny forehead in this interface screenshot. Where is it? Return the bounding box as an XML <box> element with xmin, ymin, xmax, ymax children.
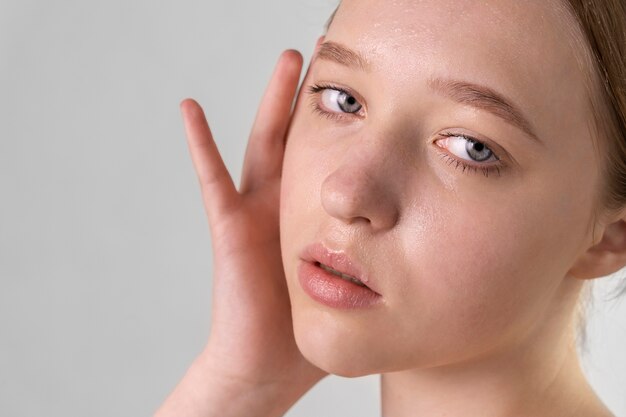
<box><xmin>323</xmin><ymin>0</ymin><xmax>594</xmax><ymax>147</ymax></box>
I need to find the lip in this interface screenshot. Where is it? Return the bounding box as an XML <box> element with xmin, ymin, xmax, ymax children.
<box><xmin>298</xmin><ymin>239</ymin><xmax>382</xmax><ymax>308</ymax></box>
<box><xmin>300</xmin><ymin>243</ymin><xmax>371</xmax><ymax>282</ymax></box>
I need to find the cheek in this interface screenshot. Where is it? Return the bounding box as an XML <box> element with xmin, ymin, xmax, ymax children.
<box><xmin>280</xmin><ymin>140</ymin><xmax>325</xmax><ymax>245</ymax></box>
<box><xmin>280</xmin><ymin>102</ymin><xmax>346</xmax><ymax>235</ymax></box>
<box><xmin>279</xmin><ymin>118</ymin><xmax>332</xmax><ymax>280</ymax></box>
<box><xmin>387</xmin><ymin>176</ymin><xmax>590</xmax><ymax>364</ymax></box>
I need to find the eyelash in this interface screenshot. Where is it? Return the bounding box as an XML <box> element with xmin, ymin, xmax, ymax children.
<box><xmin>306</xmin><ymin>84</ymin><xmax>506</xmax><ymax>178</ymax></box>
<box><xmin>307</xmin><ymin>83</ymin><xmax>362</xmax><ymax>120</ymax></box>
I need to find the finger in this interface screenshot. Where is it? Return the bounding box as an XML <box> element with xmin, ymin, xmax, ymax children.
<box><xmin>239</xmin><ymin>49</ymin><xmax>303</xmax><ymax>194</ymax></box>
<box><xmin>180</xmin><ymin>98</ymin><xmax>239</xmax><ymax>225</ymax></box>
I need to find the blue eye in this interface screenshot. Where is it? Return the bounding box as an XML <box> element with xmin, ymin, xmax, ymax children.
<box><xmin>442</xmin><ymin>134</ymin><xmax>497</xmax><ymax>163</ymax></box>
<box><xmin>307</xmin><ymin>83</ymin><xmax>364</xmax><ymax>119</ymax></box>
<box><xmin>320</xmin><ymin>88</ymin><xmax>362</xmax><ymax>113</ymax></box>
<box><xmin>435</xmin><ymin>133</ymin><xmax>505</xmax><ymax>178</ymax></box>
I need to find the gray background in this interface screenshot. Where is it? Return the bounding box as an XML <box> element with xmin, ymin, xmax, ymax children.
<box><xmin>0</xmin><ymin>1</ymin><xmax>624</xmax><ymax>416</ymax></box>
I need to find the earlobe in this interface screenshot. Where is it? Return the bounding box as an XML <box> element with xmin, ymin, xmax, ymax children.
<box><xmin>568</xmin><ymin>215</ymin><xmax>626</xmax><ymax>280</ymax></box>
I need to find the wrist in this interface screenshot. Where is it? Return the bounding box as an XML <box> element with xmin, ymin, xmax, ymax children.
<box><xmin>154</xmin><ymin>347</ymin><xmax>325</xmax><ymax>417</ymax></box>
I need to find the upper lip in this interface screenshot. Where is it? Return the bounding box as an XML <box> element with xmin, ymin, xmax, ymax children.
<box><xmin>300</xmin><ymin>242</ymin><xmax>381</xmax><ymax>295</ymax></box>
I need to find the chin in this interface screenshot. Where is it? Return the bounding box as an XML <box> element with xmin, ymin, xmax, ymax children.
<box><xmin>294</xmin><ymin>331</ymin><xmax>374</xmax><ymax>377</ymax></box>
<box><xmin>291</xmin><ymin>306</ymin><xmax>395</xmax><ymax>378</ymax></box>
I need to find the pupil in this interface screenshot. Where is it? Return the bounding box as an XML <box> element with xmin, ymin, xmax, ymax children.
<box><xmin>473</xmin><ymin>142</ymin><xmax>484</xmax><ymax>152</ymax></box>
<box><xmin>347</xmin><ymin>96</ymin><xmax>356</xmax><ymax>105</ymax></box>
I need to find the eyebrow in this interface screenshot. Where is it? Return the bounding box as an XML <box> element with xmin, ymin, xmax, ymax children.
<box><xmin>427</xmin><ymin>77</ymin><xmax>542</xmax><ymax>145</ymax></box>
<box><xmin>316</xmin><ymin>41</ymin><xmax>542</xmax><ymax>145</ymax></box>
<box><xmin>317</xmin><ymin>41</ymin><xmax>370</xmax><ymax>72</ymax></box>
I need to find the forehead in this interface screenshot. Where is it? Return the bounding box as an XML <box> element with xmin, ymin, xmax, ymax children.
<box><xmin>326</xmin><ymin>0</ymin><xmax>590</xmax><ymax>138</ymax></box>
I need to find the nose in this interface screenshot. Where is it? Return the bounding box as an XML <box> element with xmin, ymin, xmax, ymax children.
<box><xmin>320</xmin><ymin>150</ymin><xmax>401</xmax><ymax>231</ymax></box>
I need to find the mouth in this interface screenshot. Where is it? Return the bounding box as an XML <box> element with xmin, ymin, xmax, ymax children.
<box><xmin>316</xmin><ymin>262</ymin><xmax>369</xmax><ymax>288</ymax></box>
<box><xmin>298</xmin><ymin>257</ymin><xmax>382</xmax><ymax>309</ymax></box>
<box><xmin>299</xmin><ymin>241</ymin><xmax>381</xmax><ymax>295</ymax></box>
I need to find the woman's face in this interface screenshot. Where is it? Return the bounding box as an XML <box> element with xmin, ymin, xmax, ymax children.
<box><xmin>280</xmin><ymin>0</ymin><xmax>601</xmax><ymax>376</ymax></box>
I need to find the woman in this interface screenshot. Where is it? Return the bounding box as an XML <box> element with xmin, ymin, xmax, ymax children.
<box><xmin>155</xmin><ymin>0</ymin><xmax>625</xmax><ymax>415</ymax></box>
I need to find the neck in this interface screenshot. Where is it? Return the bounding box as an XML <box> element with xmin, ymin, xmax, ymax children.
<box><xmin>380</xmin><ymin>281</ymin><xmax>609</xmax><ymax>417</ymax></box>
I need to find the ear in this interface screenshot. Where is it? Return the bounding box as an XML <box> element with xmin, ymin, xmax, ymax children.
<box><xmin>568</xmin><ymin>209</ymin><xmax>626</xmax><ymax>280</ymax></box>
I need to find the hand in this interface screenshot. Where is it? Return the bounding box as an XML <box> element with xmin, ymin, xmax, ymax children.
<box><xmin>157</xmin><ymin>50</ymin><xmax>327</xmax><ymax>417</ymax></box>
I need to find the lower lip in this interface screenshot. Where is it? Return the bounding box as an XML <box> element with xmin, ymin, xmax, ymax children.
<box><xmin>297</xmin><ymin>261</ymin><xmax>382</xmax><ymax>309</ymax></box>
